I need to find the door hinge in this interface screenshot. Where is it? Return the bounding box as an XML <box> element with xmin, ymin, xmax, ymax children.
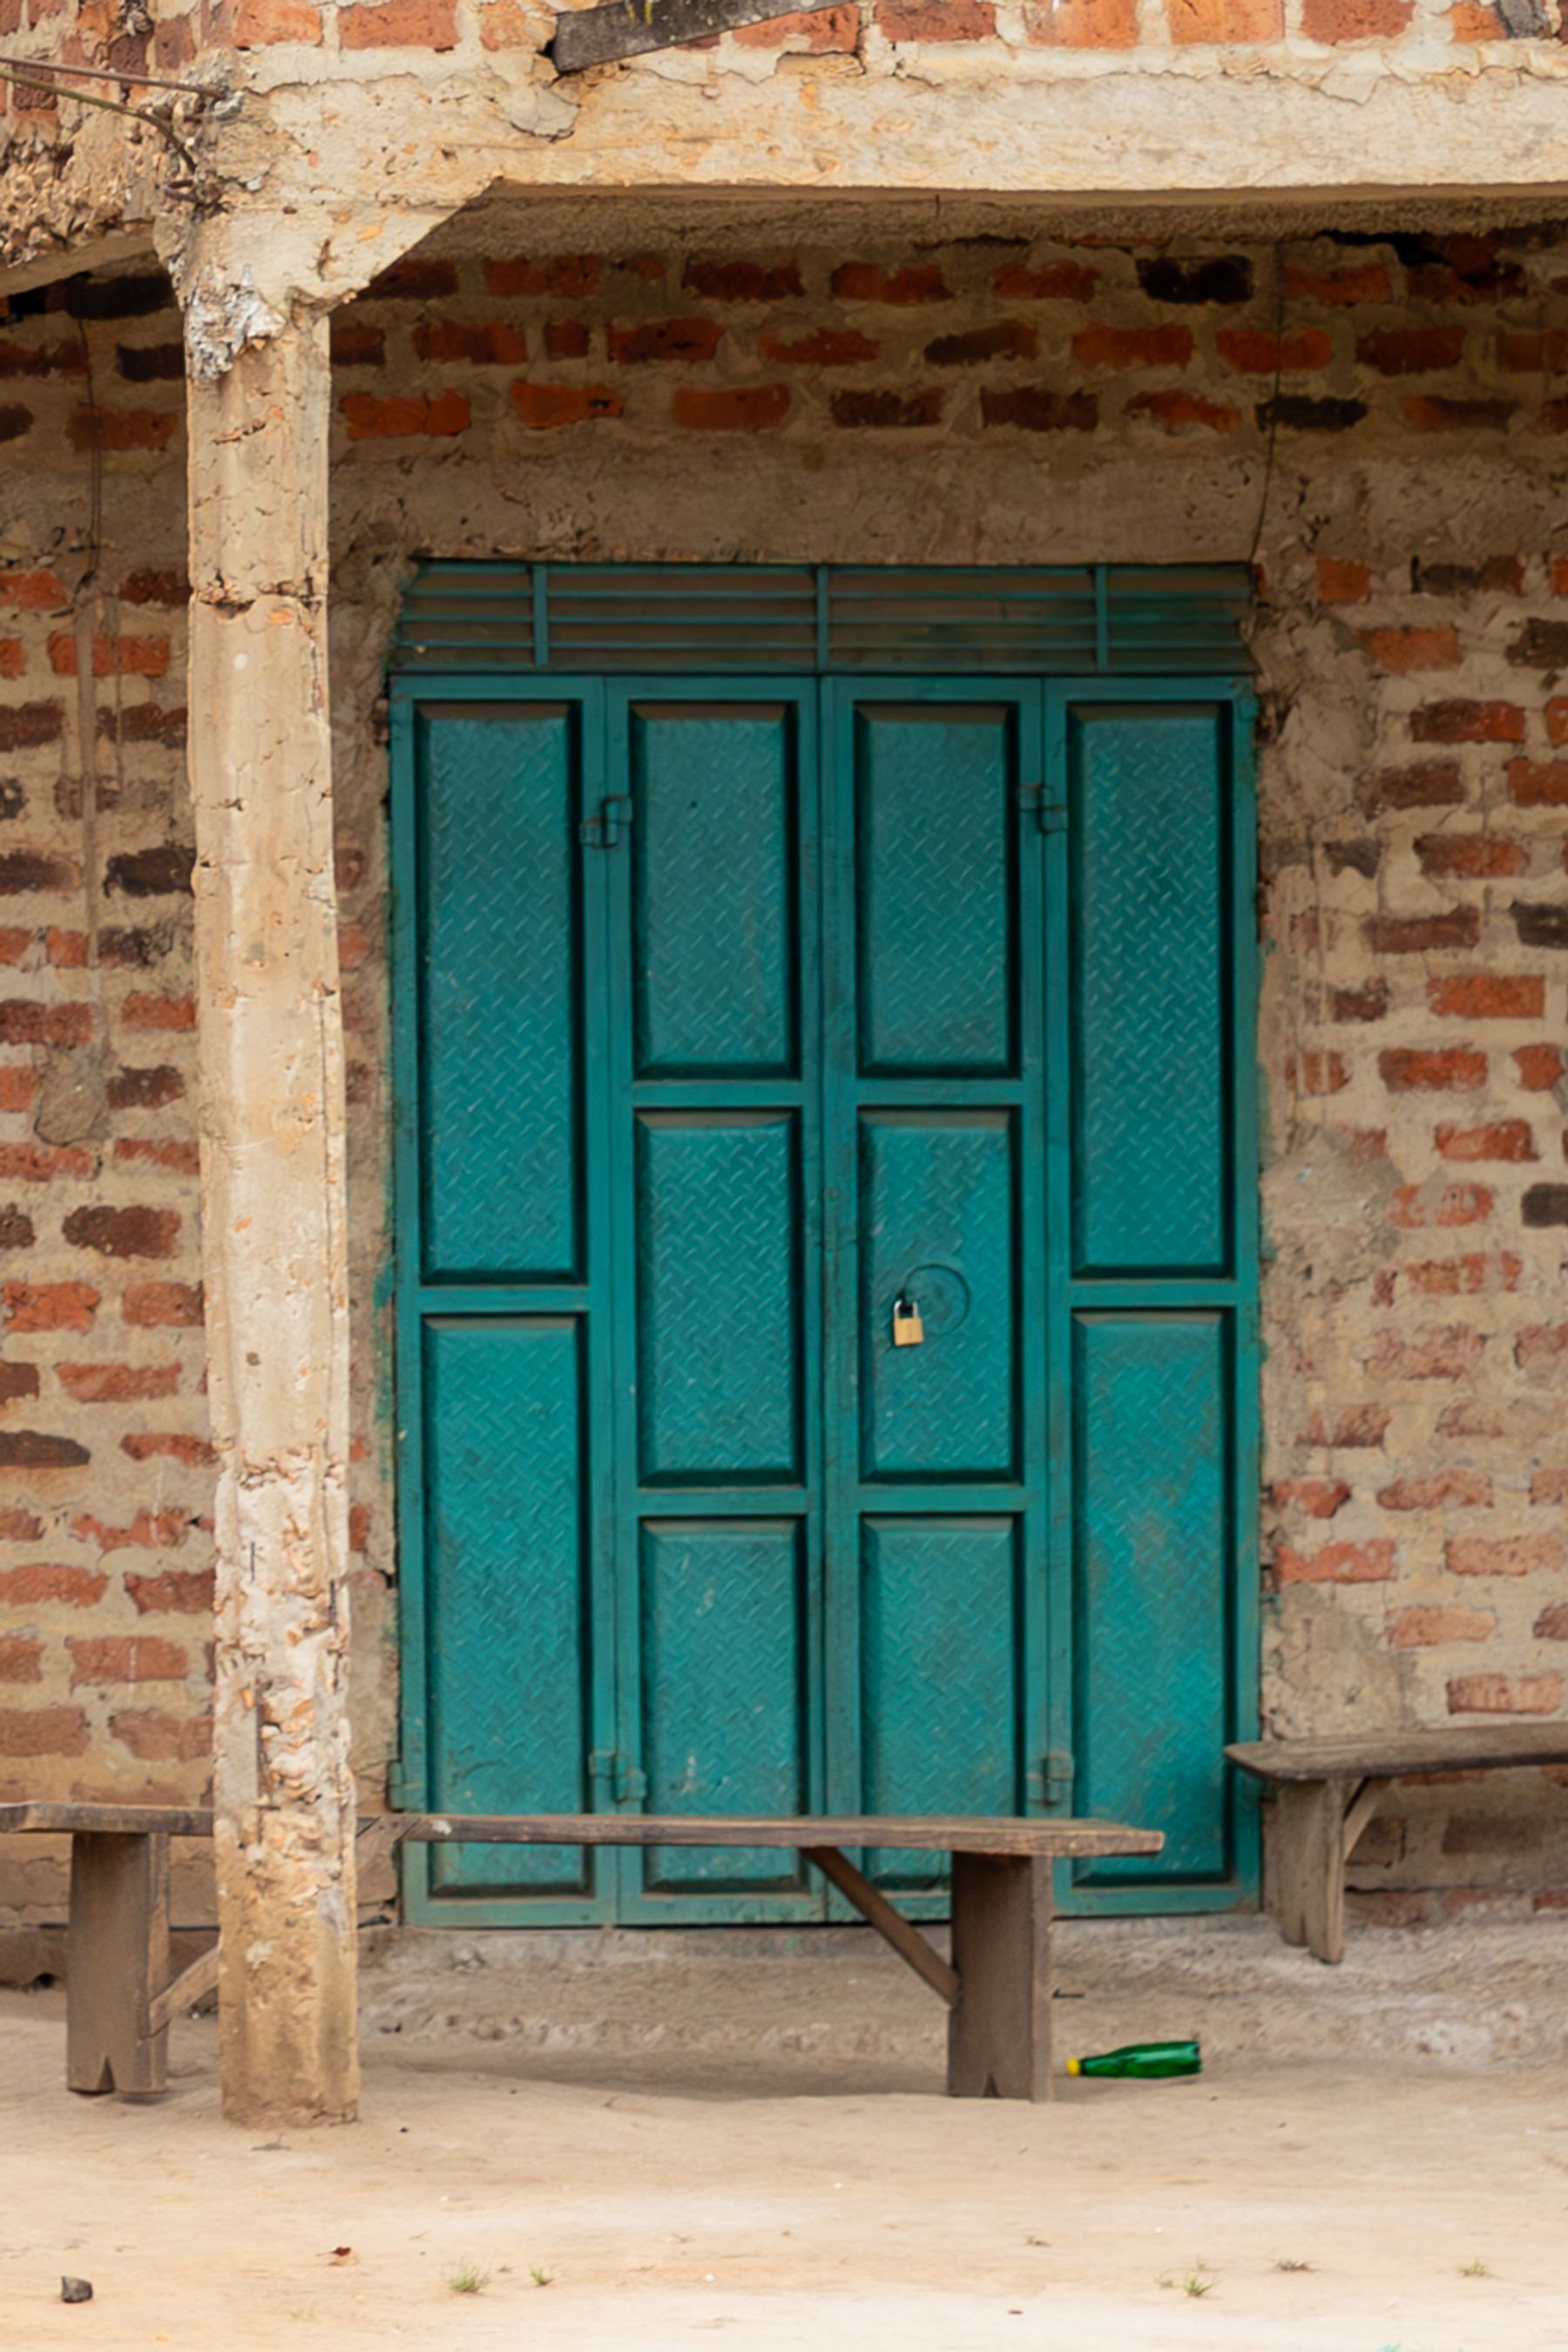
<box><xmin>589</xmin><ymin>1747</ymin><xmax>648</xmax><ymax>1805</ymax></box>
<box><xmin>1027</xmin><ymin>1749</ymin><xmax>1075</xmax><ymax>1809</ymax></box>
<box><xmin>1018</xmin><ymin>782</ymin><xmax>1067</xmax><ymax>835</ymax></box>
<box><xmin>579</xmin><ymin>794</ymin><xmax>634</xmax><ymax>849</ymax></box>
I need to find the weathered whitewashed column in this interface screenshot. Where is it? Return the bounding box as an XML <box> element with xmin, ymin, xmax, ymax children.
<box><xmin>183</xmin><ymin>295</ymin><xmax>357</xmax><ymax>2126</ymax></box>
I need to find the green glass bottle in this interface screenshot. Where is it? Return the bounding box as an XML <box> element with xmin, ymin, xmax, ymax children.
<box><xmin>1066</xmin><ymin>2038</ymin><xmax>1201</xmax><ymax>2079</ymax></box>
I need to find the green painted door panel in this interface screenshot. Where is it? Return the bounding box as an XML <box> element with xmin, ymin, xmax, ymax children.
<box><xmin>860</xmin><ymin>1515</ymin><xmax>1024</xmax><ymax>1889</ymax></box>
<box><xmin>415</xmin><ymin>705</ymin><xmax>584</xmax><ymax>1282</ymax></box>
<box><xmin>638</xmin><ymin>1518</ymin><xmax>813</xmax><ymax>1893</ymax></box>
<box><xmin>1069</xmin><ymin>1313</ymin><xmax>1233</xmax><ymax>1889</ymax></box>
<box><xmin>631</xmin><ymin>704</ymin><xmax>800</xmax><ymax>1078</ymax></box>
<box><xmin>422</xmin><ymin>1316</ymin><xmax>598</xmax><ymax>1899</ymax></box>
<box><xmin>859</xmin><ymin>1112</ymin><xmax>1019</xmax><ymax>1481</ymax></box>
<box><xmin>635</xmin><ymin>1112</ymin><xmax>803</xmax><ymax>1485</ymax></box>
<box><xmin>1070</xmin><ymin>706</ymin><xmax>1227</xmax><ymax>1276</ymax></box>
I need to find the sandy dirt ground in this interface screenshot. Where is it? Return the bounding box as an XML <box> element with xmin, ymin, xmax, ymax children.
<box><xmin>3</xmin><ymin>1916</ymin><xmax>1567</xmax><ymax>2350</ymax></box>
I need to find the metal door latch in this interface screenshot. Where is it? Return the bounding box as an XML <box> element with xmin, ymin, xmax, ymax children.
<box><xmin>579</xmin><ymin>794</ymin><xmax>634</xmax><ymax>849</ymax></box>
<box><xmin>589</xmin><ymin>1748</ymin><xmax>648</xmax><ymax>1803</ymax></box>
<box><xmin>1017</xmin><ymin>783</ymin><xmax>1067</xmax><ymax>835</ymax></box>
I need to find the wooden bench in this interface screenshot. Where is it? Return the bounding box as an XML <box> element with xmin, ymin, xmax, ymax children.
<box><xmin>0</xmin><ymin>1804</ymin><xmax>1159</xmax><ymax>2104</ymax></box>
<box><xmin>1227</xmin><ymin>1727</ymin><xmax>1568</xmax><ymax>1964</ymax></box>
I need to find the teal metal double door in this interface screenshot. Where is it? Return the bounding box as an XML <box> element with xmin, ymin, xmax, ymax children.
<box><xmin>394</xmin><ymin>673</ymin><xmax>1259</xmax><ymax>1926</ymax></box>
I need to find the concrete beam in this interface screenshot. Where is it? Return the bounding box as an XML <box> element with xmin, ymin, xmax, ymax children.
<box><xmin>184</xmin><ymin>295</ymin><xmax>358</xmax><ymax>2129</ymax></box>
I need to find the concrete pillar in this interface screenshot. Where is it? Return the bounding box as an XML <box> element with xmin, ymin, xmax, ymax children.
<box><xmin>184</xmin><ymin>303</ymin><xmax>358</xmax><ymax>2126</ymax></box>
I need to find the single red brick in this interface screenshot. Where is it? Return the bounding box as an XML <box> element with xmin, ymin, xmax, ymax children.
<box><xmin>0</xmin><ymin>1634</ymin><xmax>42</xmax><ymax>1682</ymax></box>
<box><xmin>0</xmin><ymin>1706</ymin><xmax>89</xmax><ymax>1756</ymax></box>
<box><xmin>608</xmin><ymin>317</ymin><xmax>721</xmax><ymax>364</ymax></box>
<box><xmin>74</xmin><ymin>409</ymin><xmax>178</xmax><ymax>454</ymax></box>
<box><xmin>411</xmin><ymin>321</ymin><xmax>528</xmax><ymax>366</ymax></box>
<box><xmin>993</xmin><ymin>260</ymin><xmax>1101</xmax><ymax>302</ymax></box>
<box><xmin>113</xmin><ymin>1139</ymin><xmax>200</xmax><ymax>1175</ymax></box>
<box><xmin>0</xmin><ymin>640</ymin><xmax>24</xmax><ymax>679</ymax></box>
<box><xmin>1448</xmin><ymin>1671</ymin><xmax>1564</xmax><ymax>1714</ymax></box>
<box><xmin>1024</xmin><ymin>0</ymin><xmax>1139</xmax><ymax>41</ymax></box>
<box><xmin>1411</xmin><ymin>700</ymin><xmax>1524</xmax><ymax>744</ymax></box>
<box><xmin>878</xmin><ymin>0</ymin><xmax>995</xmax><ymax>30</ymax></box>
<box><xmin>69</xmin><ymin>1633</ymin><xmax>188</xmax><ymax>1685</ymax></box>
<box><xmin>1454</xmin><ymin>1527</ymin><xmax>1564</xmax><ymax>1580</ymax></box>
<box><xmin>1287</xmin><ymin>1050</ymin><xmax>1348</xmax><ymax>1095</ymax></box>
<box><xmin>761</xmin><ymin>327</ymin><xmax>878</xmax><ymax>366</ymax></box>
<box><xmin>0</xmin><ymin>1144</ymin><xmax>95</xmax><ymax>1183</ymax></box>
<box><xmin>1406</xmin><ymin>1252</ymin><xmax>1520</xmax><ymax>1296</ymax></box>
<box><xmin>1515</xmin><ymin>1044</ymin><xmax>1564</xmax><ymax>1091</ymax></box>
<box><xmin>329</xmin><ymin>319</ymin><xmax>384</xmax><ymax>368</ymax></box>
<box><xmin>1366</xmin><ymin>909</ymin><xmax>1479</xmax><ymax>954</ymax></box>
<box><xmin>510</xmin><ymin>382</ymin><xmax>621</xmax><ymax>429</ymax></box>
<box><xmin>1546</xmin><ymin>698</ymin><xmax>1568</xmax><ymax>745</ymax></box>
<box><xmin>1516</xmin><ymin>1325</ymin><xmax>1568</xmax><ymax>1372</ymax></box>
<box><xmin>0</xmin><ymin>1510</ymin><xmax>43</xmax><ymax>1542</ymax></box>
<box><xmin>1377</xmin><ymin>1470</ymin><xmax>1491</xmax><ymax>1510</ymax></box>
<box><xmin>1275</xmin><ymin>1538</ymin><xmax>1396</xmax><ymax>1584</ymax></box>
<box><xmin>120</xmin><ymin>1431</ymin><xmax>214</xmax><ymax>1467</ymax></box>
<box><xmin>544</xmin><ymin>321</ymin><xmax>591</xmax><ymax>361</ymax></box>
<box><xmin>120</xmin><ymin>990</ymin><xmax>195</xmax><ymax>1032</ymax></box>
<box><xmin>363</xmin><ymin>258</ymin><xmax>461</xmax><ymax>301</ymax></box>
<box><xmin>682</xmin><ymin>258</ymin><xmax>804</xmax><ymax>302</ymax></box>
<box><xmin>110</xmin><ymin>1708</ymin><xmax>212</xmax><ymax>1761</ymax></box>
<box><xmin>0</xmin><ymin>568</ymin><xmax>66</xmax><ymax>611</ymax></box>
<box><xmin>1315</xmin><ymin>555</ymin><xmax>1370</xmax><ymax>602</ymax></box>
<box><xmin>831</xmin><ymin>262</ymin><xmax>950</xmax><ymax>306</ymax></box>
<box><xmin>0</xmin><ymin>999</ymin><xmax>91</xmax><ymax>1046</ymax></box>
<box><xmin>672</xmin><ymin>385</ymin><xmax>790</xmax><ymax>430</ymax></box>
<box><xmin>0</xmin><ymin>1561</ymin><xmax>106</xmax><ymax>1607</ymax></box>
<box><xmin>1356</xmin><ymin>326</ymin><xmax>1466</xmax><ymax>375</ymax></box>
<box><xmin>1359</xmin><ymin>625</ymin><xmax>1458</xmax><ymax>673</ymax></box>
<box><xmin>2</xmin><ymin>1280</ymin><xmax>98</xmax><ymax>1333</ymax></box>
<box><xmin>1391</xmin><ymin>1608</ymin><xmax>1495</xmax><ymax>1646</ymax></box>
<box><xmin>1269</xmin><ymin>1477</ymin><xmax>1350</xmax><ymax>1518</ymax></box>
<box><xmin>229</xmin><ymin>0</ymin><xmax>322</xmax><ymax>37</ymax></box>
<box><xmin>1405</xmin><ymin>395</ymin><xmax>1517</xmax><ymax>432</ymax></box>
<box><xmin>1378</xmin><ymin>1048</ymin><xmax>1486</xmax><ymax>1092</ymax></box>
<box><xmin>1369</xmin><ymin>1325</ymin><xmax>1486</xmax><ymax>1378</ymax></box>
<box><xmin>483</xmin><ymin>256</ymin><xmax>600</xmax><ymax>299</ymax></box>
<box><xmin>1286</xmin><ymin>260</ymin><xmax>1392</xmax><ymax>306</ymax></box>
<box><xmin>44</xmin><ymin>927</ymin><xmax>88</xmax><ymax>966</ymax></box>
<box><xmin>1073</xmin><ymin>322</ymin><xmax>1192</xmax><ymax>370</ymax></box>
<box><xmin>340</xmin><ymin>390</ymin><xmax>469</xmax><ymax>440</ymax></box>
<box><xmin>125</xmin><ymin>1566</ymin><xmax>215</xmax><ymax>1615</ymax></box>
<box><xmin>926</xmin><ymin>321</ymin><xmax>1037</xmax><ymax>366</ymax></box>
<box><xmin>339</xmin><ymin>0</ymin><xmax>456</xmax><ymax>41</ymax></box>
<box><xmin>732</xmin><ymin>3</ymin><xmax>858</xmax><ymax>40</ymax></box>
<box><xmin>123</xmin><ymin>1281</ymin><xmax>202</xmax><ymax>1328</ymax></box>
<box><xmin>1362</xmin><ymin>763</ymin><xmax>1465</xmax><ymax>814</ymax></box>
<box><xmin>1128</xmin><ymin>388</ymin><xmax>1239</xmax><ymax>432</ymax></box>
<box><xmin>57</xmin><ymin>1362</ymin><xmax>181</xmax><ymax>1403</ymax></box>
<box><xmin>980</xmin><ymin>387</ymin><xmax>1098</xmax><ymax>432</ymax></box>
<box><xmin>1428</xmin><ymin>974</ymin><xmax>1544</xmax><ymax>1018</ymax></box>
<box><xmin>830</xmin><ymin>388</ymin><xmax>943</xmax><ymax>429</ymax></box>
<box><xmin>1416</xmin><ymin>834</ymin><xmax>1525</xmax><ymax>880</ymax></box>
<box><xmin>62</xmin><ymin>1206</ymin><xmax>179</xmax><ymax>1260</ymax></box>
<box><xmin>1435</xmin><ymin>1119</ymin><xmax>1537</xmax><ymax>1163</ymax></box>
<box><xmin>1165</xmin><ymin>0</ymin><xmax>1281</xmax><ymax>37</ymax></box>
<box><xmin>1508</xmin><ymin>759</ymin><xmax>1568</xmax><ymax>807</ymax></box>
<box><xmin>1534</xmin><ymin>1600</ymin><xmax>1568</xmax><ymax>1637</ymax></box>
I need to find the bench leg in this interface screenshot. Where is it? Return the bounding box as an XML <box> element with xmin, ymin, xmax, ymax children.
<box><xmin>66</xmin><ymin>1832</ymin><xmax>171</xmax><ymax>2099</ymax></box>
<box><xmin>1274</xmin><ymin>1780</ymin><xmax>1348</xmax><ymax>1966</ymax></box>
<box><xmin>947</xmin><ymin>1852</ymin><xmax>1052</xmax><ymax>2101</ymax></box>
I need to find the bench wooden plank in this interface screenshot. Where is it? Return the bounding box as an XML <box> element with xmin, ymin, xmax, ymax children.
<box><xmin>402</xmin><ymin>1815</ymin><xmax>1162</xmax><ymax>1856</ymax></box>
<box><xmin>0</xmin><ymin>1802</ymin><xmax>214</xmax><ymax>1838</ymax></box>
<box><xmin>1227</xmin><ymin>1727</ymin><xmax>1568</xmax><ymax>1783</ymax></box>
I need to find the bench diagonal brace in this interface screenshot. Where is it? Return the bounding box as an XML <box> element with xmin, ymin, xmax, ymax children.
<box><xmin>801</xmin><ymin>1845</ymin><xmax>958</xmax><ymax>2007</ymax></box>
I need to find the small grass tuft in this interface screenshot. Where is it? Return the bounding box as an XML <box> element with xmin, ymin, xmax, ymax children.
<box><xmin>448</xmin><ymin>2262</ymin><xmax>492</xmax><ymax>2297</ymax></box>
<box><xmin>1183</xmin><ymin>2272</ymin><xmax>1216</xmax><ymax>2299</ymax></box>
<box><xmin>1274</xmin><ymin>2257</ymin><xmax>1313</xmax><ymax>2273</ymax></box>
<box><xmin>1459</xmin><ymin>2259</ymin><xmax>1490</xmax><ymax>2279</ymax></box>
<box><xmin>531</xmin><ymin>2268</ymin><xmax>555</xmax><ymax>2288</ymax></box>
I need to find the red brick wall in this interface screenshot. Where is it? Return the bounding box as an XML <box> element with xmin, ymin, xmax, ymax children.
<box><xmin>4</xmin><ymin>224</ymin><xmax>1568</xmax><ymax>1937</ymax></box>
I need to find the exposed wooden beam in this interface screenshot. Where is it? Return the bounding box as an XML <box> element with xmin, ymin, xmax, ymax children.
<box><xmin>552</xmin><ymin>0</ymin><xmax>845</xmax><ymax>71</ymax></box>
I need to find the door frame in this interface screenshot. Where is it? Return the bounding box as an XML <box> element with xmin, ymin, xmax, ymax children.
<box><xmin>388</xmin><ymin>666</ymin><xmax>1260</xmax><ymax>1924</ymax></box>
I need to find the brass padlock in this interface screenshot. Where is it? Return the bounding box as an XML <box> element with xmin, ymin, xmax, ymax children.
<box><xmin>892</xmin><ymin>1293</ymin><xmax>924</xmax><ymax>1348</ymax></box>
